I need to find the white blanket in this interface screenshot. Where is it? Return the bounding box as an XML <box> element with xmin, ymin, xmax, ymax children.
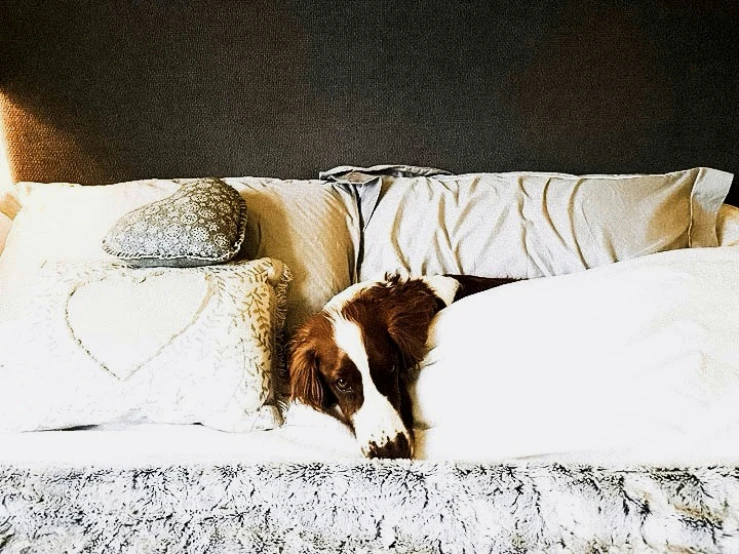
<box><xmin>415</xmin><ymin>246</ymin><xmax>739</xmax><ymax>464</ymax></box>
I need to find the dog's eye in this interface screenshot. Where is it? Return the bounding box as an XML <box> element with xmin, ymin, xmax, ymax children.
<box><xmin>335</xmin><ymin>378</ymin><xmax>351</xmax><ymax>392</ymax></box>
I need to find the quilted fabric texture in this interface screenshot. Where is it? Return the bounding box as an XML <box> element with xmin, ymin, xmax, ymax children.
<box><xmin>102</xmin><ymin>178</ymin><xmax>247</xmax><ymax>267</ymax></box>
<box><xmin>0</xmin><ymin>258</ymin><xmax>291</xmax><ymax>432</ymax></box>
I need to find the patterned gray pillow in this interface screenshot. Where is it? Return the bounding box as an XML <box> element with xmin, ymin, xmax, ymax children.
<box><xmin>103</xmin><ymin>178</ymin><xmax>247</xmax><ymax>267</ymax></box>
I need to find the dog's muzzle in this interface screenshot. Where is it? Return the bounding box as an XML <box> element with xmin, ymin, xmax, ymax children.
<box><xmin>362</xmin><ymin>432</ymin><xmax>412</xmax><ymax>459</ymax></box>
<box><xmin>362</xmin><ymin>433</ymin><xmax>413</xmax><ymax>458</ymax></box>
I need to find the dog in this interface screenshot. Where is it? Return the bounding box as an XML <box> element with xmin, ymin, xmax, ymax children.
<box><xmin>288</xmin><ymin>274</ymin><xmax>517</xmax><ymax>459</ymax></box>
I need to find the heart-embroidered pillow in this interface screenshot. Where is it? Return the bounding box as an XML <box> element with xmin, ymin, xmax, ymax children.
<box><xmin>102</xmin><ymin>178</ymin><xmax>247</xmax><ymax>267</ymax></box>
<box><xmin>0</xmin><ymin>258</ymin><xmax>291</xmax><ymax>433</ymax></box>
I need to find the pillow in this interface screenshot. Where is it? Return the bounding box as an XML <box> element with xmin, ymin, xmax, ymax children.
<box><xmin>717</xmin><ymin>203</ymin><xmax>739</xmax><ymax>246</ymax></box>
<box><xmin>0</xmin><ymin>186</ymin><xmax>20</xmax><ymax>256</ymax></box>
<box><xmin>0</xmin><ymin>212</ymin><xmax>10</xmax><ymax>255</ymax></box>
<box><xmin>0</xmin><ymin>258</ymin><xmax>290</xmax><ymax>433</ymax></box>
<box><xmin>102</xmin><ymin>178</ymin><xmax>247</xmax><ymax>267</ymax></box>
<box><xmin>319</xmin><ymin>164</ymin><xmax>453</xmax><ymax>182</ymax></box>
<box><xmin>358</xmin><ymin>167</ymin><xmax>733</xmax><ymax>280</ymax></box>
<box><xmin>223</xmin><ymin>177</ymin><xmax>361</xmax><ymax>331</ymax></box>
<box><xmin>320</xmin><ymin>165</ymin><xmax>453</xmax><ymax>231</ymax></box>
<box><xmin>0</xmin><ymin>177</ymin><xmax>361</xmax><ymax>331</ymax></box>
<box><xmin>0</xmin><ymin>186</ymin><xmax>20</xmax><ymax>220</ymax></box>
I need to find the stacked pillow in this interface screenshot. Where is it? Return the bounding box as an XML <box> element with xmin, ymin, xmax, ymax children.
<box><xmin>0</xmin><ymin>177</ymin><xmax>361</xmax><ymax>331</ymax></box>
<box><xmin>102</xmin><ymin>178</ymin><xmax>248</xmax><ymax>268</ymax></box>
<box><xmin>0</xmin><ymin>258</ymin><xmax>290</xmax><ymax>432</ymax></box>
<box><xmin>0</xmin><ymin>176</ymin><xmax>361</xmax><ymax>432</ymax></box>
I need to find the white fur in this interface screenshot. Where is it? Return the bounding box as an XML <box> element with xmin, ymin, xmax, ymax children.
<box><xmin>331</xmin><ymin>316</ymin><xmax>411</xmax><ymax>456</ymax></box>
<box><xmin>421</xmin><ymin>275</ymin><xmax>459</xmax><ymax>307</ymax></box>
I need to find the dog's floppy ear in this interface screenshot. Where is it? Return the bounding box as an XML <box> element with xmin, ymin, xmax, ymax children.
<box><xmin>288</xmin><ymin>315</ymin><xmax>332</xmax><ymax>411</ymax></box>
<box><xmin>384</xmin><ymin>281</ymin><xmax>442</xmax><ymax>369</ymax></box>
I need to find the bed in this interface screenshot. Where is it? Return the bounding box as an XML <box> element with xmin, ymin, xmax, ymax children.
<box><xmin>2</xmin><ymin>3</ymin><xmax>739</xmax><ymax>553</ymax></box>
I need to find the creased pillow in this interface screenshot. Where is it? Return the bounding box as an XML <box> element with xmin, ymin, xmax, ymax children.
<box><xmin>319</xmin><ymin>164</ymin><xmax>452</xmax><ymax>183</ymax></box>
<box><xmin>222</xmin><ymin>177</ymin><xmax>361</xmax><ymax>331</ymax></box>
<box><xmin>0</xmin><ymin>258</ymin><xmax>290</xmax><ymax>433</ymax></box>
<box><xmin>320</xmin><ymin>165</ymin><xmax>452</xmax><ymax>231</ymax></box>
<box><xmin>102</xmin><ymin>178</ymin><xmax>247</xmax><ymax>267</ymax></box>
<box><xmin>358</xmin><ymin>167</ymin><xmax>733</xmax><ymax>280</ymax></box>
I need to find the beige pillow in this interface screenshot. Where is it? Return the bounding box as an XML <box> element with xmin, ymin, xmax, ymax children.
<box><xmin>223</xmin><ymin>177</ymin><xmax>361</xmax><ymax>330</ymax></box>
<box><xmin>717</xmin><ymin>204</ymin><xmax>739</xmax><ymax>247</ymax></box>
<box><xmin>0</xmin><ymin>186</ymin><xmax>20</xmax><ymax>255</ymax></box>
<box><xmin>0</xmin><ymin>178</ymin><xmax>361</xmax><ymax>331</ymax></box>
<box><xmin>359</xmin><ymin>167</ymin><xmax>733</xmax><ymax>280</ymax></box>
<box><xmin>0</xmin><ymin>258</ymin><xmax>290</xmax><ymax>432</ymax></box>
<box><xmin>0</xmin><ymin>212</ymin><xmax>11</xmax><ymax>254</ymax></box>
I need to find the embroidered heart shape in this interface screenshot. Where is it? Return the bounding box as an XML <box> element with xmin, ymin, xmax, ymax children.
<box><xmin>66</xmin><ymin>271</ymin><xmax>210</xmax><ymax>380</ymax></box>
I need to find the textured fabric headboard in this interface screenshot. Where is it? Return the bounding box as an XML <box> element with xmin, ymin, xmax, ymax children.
<box><xmin>1</xmin><ymin>1</ymin><xmax>737</xmax><ymax>204</ymax></box>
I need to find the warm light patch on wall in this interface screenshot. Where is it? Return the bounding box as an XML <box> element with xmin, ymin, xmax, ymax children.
<box><xmin>0</xmin><ymin>93</ymin><xmax>106</xmax><ymax>186</ymax></box>
<box><xmin>0</xmin><ymin>94</ymin><xmax>17</xmax><ymax>250</ymax></box>
<box><xmin>0</xmin><ymin>100</ymin><xmax>12</xmax><ymax>190</ymax></box>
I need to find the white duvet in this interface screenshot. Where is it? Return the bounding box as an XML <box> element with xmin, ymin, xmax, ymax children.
<box><xmin>416</xmin><ymin>245</ymin><xmax>739</xmax><ymax>464</ymax></box>
<box><xmin>2</xmin><ymin>246</ymin><xmax>739</xmax><ymax>466</ymax></box>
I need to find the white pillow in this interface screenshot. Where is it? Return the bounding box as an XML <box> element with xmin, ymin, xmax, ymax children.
<box><xmin>1</xmin><ymin>178</ymin><xmax>361</xmax><ymax>331</ymax></box>
<box><xmin>359</xmin><ymin>167</ymin><xmax>733</xmax><ymax>280</ymax></box>
<box><xmin>0</xmin><ymin>258</ymin><xmax>290</xmax><ymax>433</ymax></box>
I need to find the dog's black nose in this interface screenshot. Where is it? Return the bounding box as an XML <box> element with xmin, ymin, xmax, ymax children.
<box><xmin>366</xmin><ymin>433</ymin><xmax>412</xmax><ymax>459</ymax></box>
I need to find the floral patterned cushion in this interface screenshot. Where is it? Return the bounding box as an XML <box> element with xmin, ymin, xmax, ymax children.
<box><xmin>0</xmin><ymin>258</ymin><xmax>291</xmax><ymax>432</ymax></box>
<box><xmin>102</xmin><ymin>178</ymin><xmax>247</xmax><ymax>267</ymax></box>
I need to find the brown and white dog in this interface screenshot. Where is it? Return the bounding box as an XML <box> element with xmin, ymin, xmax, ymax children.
<box><xmin>288</xmin><ymin>274</ymin><xmax>517</xmax><ymax>459</ymax></box>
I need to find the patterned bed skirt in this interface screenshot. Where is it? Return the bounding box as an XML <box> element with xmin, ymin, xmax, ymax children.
<box><xmin>2</xmin><ymin>461</ymin><xmax>738</xmax><ymax>553</ymax></box>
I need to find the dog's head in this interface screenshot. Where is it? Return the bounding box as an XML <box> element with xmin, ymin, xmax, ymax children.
<box><xmin>288</xmin><ymin>276</ymin><xmax>458</xmax><ymax>459</ymax></box>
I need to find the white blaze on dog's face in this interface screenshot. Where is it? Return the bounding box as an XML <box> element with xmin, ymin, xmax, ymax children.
<box><xmin>330</xmin><ymin>315</ymin><xmax>412</xmax><ymax>458</ymax></box>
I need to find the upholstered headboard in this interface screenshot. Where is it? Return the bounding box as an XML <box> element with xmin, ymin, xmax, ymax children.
<box><xmin>1</xmin><ymin>1</ymin><xmax>737</xmax><ymax>205</ymax></box>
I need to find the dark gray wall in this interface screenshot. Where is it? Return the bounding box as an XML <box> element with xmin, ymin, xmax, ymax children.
<box><xmin>1</xmin><ymin>1</ymin><xmax>737</xmax><ymax>204</ymax></box>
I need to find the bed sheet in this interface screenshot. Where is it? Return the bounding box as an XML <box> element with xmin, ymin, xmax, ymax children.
<box><xmin>6</xmin><ymin>423</ymin><xmax>739</xmax><ymax>468</ymax></box>
<box><xmin>0</xmin><ymin>404</ymin><xmax>361</xmax><ymax>467</ymax></box>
